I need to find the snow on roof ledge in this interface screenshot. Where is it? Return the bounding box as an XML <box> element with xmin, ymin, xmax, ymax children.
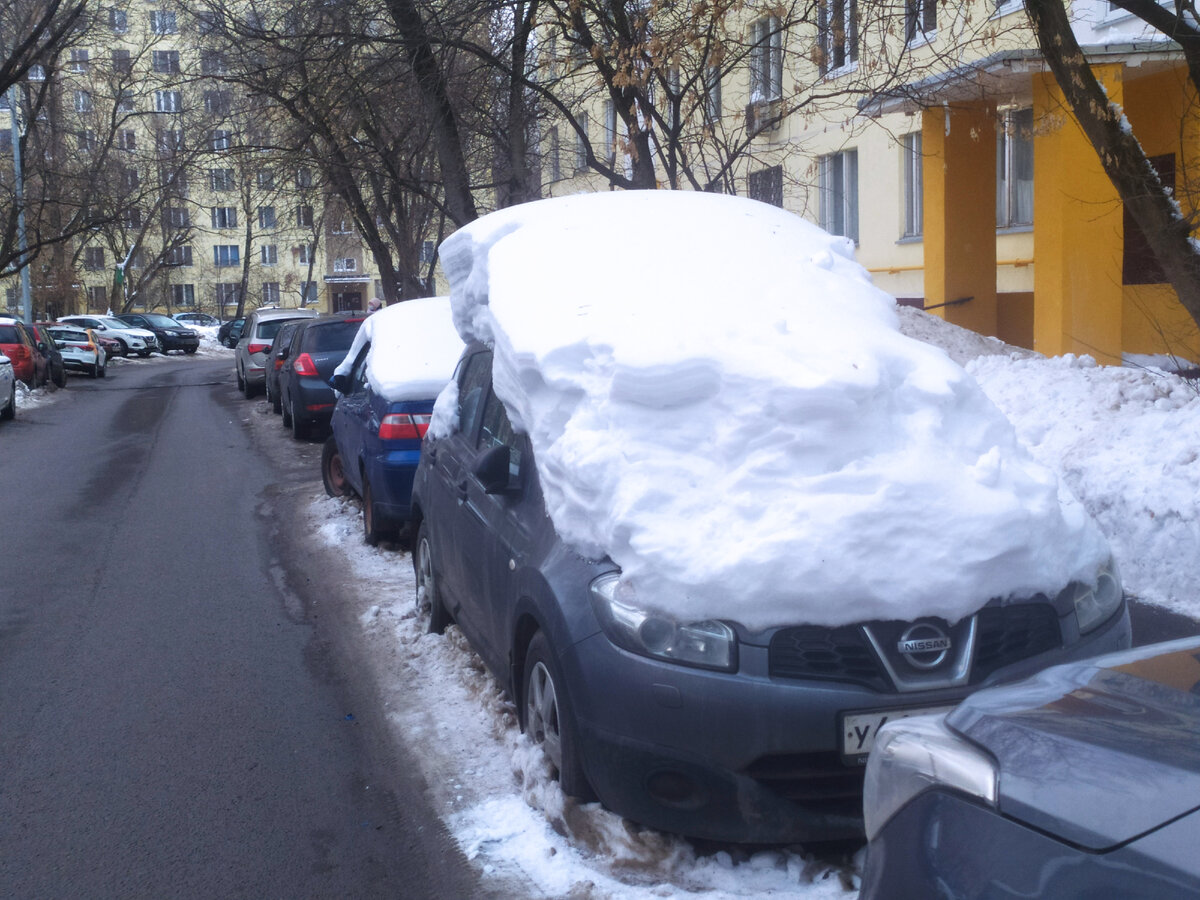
<box><xmin>439</xmin><ymin>192</ymin><xmax>1111</xmax><ymax>630</ymax></box>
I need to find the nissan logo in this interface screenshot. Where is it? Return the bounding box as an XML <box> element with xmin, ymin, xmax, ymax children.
<box><xmin>897</xmin><ymin>623</ymin><xmax>952</xmax><ymax>670</ymax></box>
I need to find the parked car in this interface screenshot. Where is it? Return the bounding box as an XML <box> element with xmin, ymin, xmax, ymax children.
<box><xmin>323</xmin><ymin>297</ymin><xmax>461</xmax><ymax>543</ymax></box>
<box><xmin>45</xmin><ymin>325</ymin><xmax>106</xmax><ymax>378</ymax></box>
<box><xmin>0</xmin><ymin>351</ymin><xmax>14</xmax><ymax>420</ymax></box>
<box><xmin>234</xmin><ymin>308</ymin><xmax>319</xmax><ymax>398</ymax></box>
<box><xmin>173</xmin><ymin>312</ymin><xmax>221</xmax><ymax>328</ymax></box>
<box><xmin>30</xmin><ymin>324</ymin><xmax>67</xmax><ymax>388</ymax></box>
<box><xmin>408</xmin><ymin>192</ymin><xmax>1132</xmax><ymax>844</ymax></box>
<box><xmin>116</xmin><ymin>312</ymin><xmax>200</xmax><ymax>354</ymax></box>
<box><xmin>264</xmin><ymin>321</ymin><xmax>302</xmax><ymax>414</ymax></box>
<box><xmin>218</xmin><ymin>317</ymin><xmax>245</xmax><ymax>348</ymax></box>
<box><xmin>0</xmin><ymin>317</ymin><xmax>48</xmax><ymax>387</ymax></box>
<box><xmin>57</xmin><ymin>315</ymin><xmax>157</xmax><ymax>357</ymax></box>
<box><xmin>861</xmin><ymin>635</ymin><xmax>1200</xmax><ymax>899</ymax></box>
<box><xmin>278</xmin><ymin>314</ymin><xmax>366</xmax><ymax>439</ymax></box>
<box><xmin>92</xmin><ymin>332</ymin><xmax>122</xmax><ymax>361</ymax></box>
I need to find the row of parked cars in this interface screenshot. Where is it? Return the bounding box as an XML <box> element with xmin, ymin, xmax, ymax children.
<box><xmin>227</xmin><ymin>194</ymin><xmax>1197</xmax><ymax>896</ymax></box>
<box><xmin>0</xmin><ymin>311</ymin><xmax>210</xmax><ymax>424</ymax></box>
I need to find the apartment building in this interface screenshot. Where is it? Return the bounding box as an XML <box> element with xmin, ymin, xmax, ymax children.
<box><xmin>538</xmin><ymin>0</ymin><xmax>1200</xmax><ymax>366</ymax></box>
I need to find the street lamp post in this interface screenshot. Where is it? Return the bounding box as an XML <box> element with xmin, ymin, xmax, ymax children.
<box><xmin>8</xmin><ymin>83</ymin><xmax>33</xmax><ymax>322</ymax></box>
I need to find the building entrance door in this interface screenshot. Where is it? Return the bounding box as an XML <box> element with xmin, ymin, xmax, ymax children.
<box><xmin>333</xmin><ymin>291</ymin><xmax>363</xmax><ymax>312</ymax></box>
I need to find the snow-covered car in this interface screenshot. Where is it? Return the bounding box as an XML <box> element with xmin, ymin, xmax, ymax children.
<box><xmin>861</xmin><ymin>635</ymin><xmax>1200</xmax><ymax>899</ymax></box>
<box><xmin>0</xmin><ymin>351</ymin><xmax>14</xmax><ymax>421</ymax></box>
<box><xmin>409</xmin><ymin>191</ymin><xmax>1132</xmax><ymax>844</ymax></box>
<box><xmin>323</xmin><ymin>297</ymin><xmax>461</xmax><ymax>543</ymax></box>
<box><xmin>45</xmin><ymin>325</ymin><xmax>106</xmax><ymax>378</ymax></box>
<box><xmin>57</xmin><ymin>315</ymin><xmax>157</xmax><ymax>357</ymax></box>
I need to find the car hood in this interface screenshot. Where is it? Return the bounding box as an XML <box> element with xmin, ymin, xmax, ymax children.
<box><xmin>948</xmin><ymin>637</ymin><xmax>1200</xmax><ymax>849</ymax></box>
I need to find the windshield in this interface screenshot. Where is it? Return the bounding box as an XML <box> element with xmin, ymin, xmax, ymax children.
<box><xmin>99</xmin><ymin>317</ymin><xmax>132</xmax><ymax>329</ymax></box>
<box><xmin>142</xmin><ymin>314</ymin><xmax>181</xmax><ymax>328</ymax></box>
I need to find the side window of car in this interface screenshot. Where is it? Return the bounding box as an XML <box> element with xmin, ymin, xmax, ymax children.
<box><xmin>350</xmin><ymin>343</ymin><xmax>371</xmax><ymax>394</ymax></box>
<box><xmin>479</xmin><ymin>388</ymin><xmax>523</xmax><ymax>483</ymax></box>
<box><xmin>455</xmin><ymin>350</ymin><xmax>492</xmax><ymax>436</ymax></box>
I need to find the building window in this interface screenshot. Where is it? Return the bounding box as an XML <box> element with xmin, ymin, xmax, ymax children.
<box><xmin>112</xmin><ymin>48</ymin><xmax>131</xmax><ymax>74</ymax></box>
<box><xmin>196</xmin><ymin>10</ymin><xmax>223</xmax><ymax>35</ymax></box>
<box><xmin>200</xmin><ymin>50</ymin><xmax>227</xmax><ymax>75</ymax></box>
<box><xmin>902</xmin><ymin>131</ymin><xmax>923</xmax><ymax>237</ymax></box>
<box><xmin>166</xmin><ymin>245</ymin><xmax>193</xmax><ymax>267</ymax></box>
<box><xmin>603</xmin><ymin>100</ymin><xmax>618</xmax><ymax>163</ymax></box>
<box><xmin>74</xmin><ymin>90</ymin><xmax>93</xmax><ymax>113</ymax></box>
<box><xmin>157</xmin><ymin>129</ymin><xmax>184</xmax><ymax>155</ymax></box>
<box><xmin>0</xmin><ymin>131</ymin><xmax>9</xmax><ymax>154</ymax></box>
<box><xmin>109</xmin><ymin>8</ymin><xmax>127</xmax><ymax>33</ymax></box>
<box><xmin>749</xmin><ymin>16</ymin><xmax>783</xmax><ymax>103</ymax></box>
<box><xmin>163</xmin><ymin>170</ymin><xmax>188</xmax><ymax>194</ymax></box>
<box><xmin>84</xmin><ymin>247</ymin><xmax>105</xmax><ymax>270</ymax></box>
<box><xmin>28</xmin><ymin>64</ymin><xmax>45</xmax><ymax>81</ymax></box>
<box><xmin>211</xmin><ymin>207</ymin><xmax>237</xmax><ymax>228</ymax></box>
<box><xmin>575</xmin><ymin>111</ymin><xmax>589</xmax><ymax>170</ymax></box>
<box><xmin>210</xmin><ymin>169</ymin><xmax>235</xmax><ymax>191</ymax></box>
<box><xmin>297</xmin><ymin>244</ymin><xmax>314</xmax><ymax>264</ymax></box>
<box><xmin>213</xmin><ymin>245</ymin><xmax>240</xmax><ymax>267</ymax></box>
<box><xmin>149</xmin><ymin>10</ymin><xmax>178</xmax><ymax>34</ymax></box>
<box><xmin>548</xmin><ymin>127</ymin><xmax>561</xmax><ymax>182</ymax></box>
<box><xmin>261</xmin><ymin>245</ymin><xmax>278</xmax><ymax>265</ymax></box>
<box><xmin>819</xmin><ymin>0</ymin><xmax>857</xmax><ymax>75</ymax></box>
<box><xmin>87</xmin><ymin>286</ymin><xmax>107</xmax><ymax>309</ymax></box>
<box><xmin>748</xmin><ymin>165</ymin><xmax>784</xmax><ymax>207</ymax></box>
<box><xmin>333</xmin><ymin>257</ymin><xmax>356</xmax><ymax>272</ymax></box>
<box><xmin>77</xmin><ymin>130</ymin><xmax>98</xmax><ymax>151</ymax></box>
<box><xmin>258</xmin><ymin>206</ymin><xmax>276</xmax><ymax>229</ymax></box>
<box><xmin>117</xmin><ymin>89</ymin><xmax>135</xmax><ymax>111</ymax></box>
<box><xmin>121</xmin><ymin>167</ymin><xmax>139</xmax><ymax>190</ymax></box>
<box><xmin>171</xmin><ymin>284</ymin><xmax>195</xmax><ymax>307</ymax></box>
<box><xmin>300</xmin><ymin>281</ymin><xmax>318</xmax><ymax>305</ymax></box>
<box><xmin>118</xmin><ymin>129</ymin><xmax>136</xmax><ymax>151</ymax></box>
<box><xmin>1124</xmin><ymin>153</ymin><xmax>1175</xmax><ymax>285</ymax></box>
<box><xmin>69</xmin><ymin>49</ymin><xmax>89</xmax><ymax>73</ymax></box>
<box><xmin>295</xmin><ymin>168</ymin><xmax>313</xmax><ymax>189</ymax></box>
<box><xmin>215</xmin><ymin>283</ymin><xmax>240</xmax><ymax>309</ymax></box>
<box><xmin>210</xmin><ymin>129</ymin><xmax>232</xmax><ymax>151</ymax></box>
<box><xmin>331</xmin><ymin>218</ymin><xmax>353</xmax><ymax>234</ymax></box>
<box><xmin>704</xmin><ymin>66</ymin><xmax>722</xmax><ymax>122</ymax></box>
<box><xmin>152</xmin><ymin>50</ymin><xmax>180</xmax><ymax>74</ymax></box>
<box><xmin>164</xmin><ymin>206</ymin><xmax>190</xmax><ymax>229</ymax></box>
<box><xmin>420</xmin><ymin>240</ymin><xmax>435</xmax><ymax>264</ymax></box>
<box><xmin>296</xmin><ymin>205</ymin><xmax>314</xmax><ymax>227</ymax></box>
<box><xmin>819</xmin><ymin>149</ymin><xmax>859</xmax><ymax>242</ymax></box>
<box><xmin>257</xmin><ymin>170</ymin><xmax>274</xmax><ymax>189</ymax></box>
<box><xmin>996</xmin><ymin>108</ymin><xmax>1033</xmax><ymax>228</ymax></box>
<box><xmin>262</xmin><ymin>282</ymin><xmax>280</xmax><ymax>305</ymax></box>
<box><xmin>204</xmin><ymin>91</ymin><xmax>231</xmax><ymax>116</ymax></box>
<box><xmin>906</xmin><ymin>0</ymin><xmax>936</xmax><ymax>43</ymax></box>
<box><xmin>153</xmin><ymin>90</ymin><xmax>182</xmax><ymax>113</ymax></box>
<box><xmin>123</xmin><ymin>207</ymin><xmax>142</xmax><ymax>229</ymax></box>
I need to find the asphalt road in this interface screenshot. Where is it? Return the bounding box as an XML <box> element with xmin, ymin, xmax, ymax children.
<box><xmin>0</xmin><ymin>357</ymin><xmax>484</xmax><ymax>899</ymax></box>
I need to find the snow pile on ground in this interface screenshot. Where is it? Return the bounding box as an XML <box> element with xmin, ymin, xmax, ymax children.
<box><xmin>333</xmin><ymin>297</ymin><xmax>462</xmax><ymax>400</ymax></box>
<box><xmin>437</xmin><ymin>191</ymin><xmax>1111</xmax><ymax>630</ymax></box>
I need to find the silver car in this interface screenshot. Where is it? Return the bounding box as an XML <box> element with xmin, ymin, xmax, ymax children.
<box><xmin>234</xmin><ymin>307</ymin><xmax>319</xmax><ymax>398</ymax></box>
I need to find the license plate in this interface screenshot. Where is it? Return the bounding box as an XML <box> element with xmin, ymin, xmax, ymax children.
<box><xmin>840</xmin><ymin>705</ymin><xmax>956</xmax><ymax>764</ymax></box>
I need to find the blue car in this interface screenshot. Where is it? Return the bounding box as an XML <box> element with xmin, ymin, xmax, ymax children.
<box><xmin>321</xmin><ymin>297</ymin><xmax>462</xmax><ymax>545</ymax></box>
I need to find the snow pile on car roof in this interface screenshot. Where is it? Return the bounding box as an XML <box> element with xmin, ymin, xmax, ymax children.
<box><xmin>335</xmin><ymin>296</ymin><xmax>462</xmax><ymax>402</ymax></box>
<box><xmin>438</xmin><ymin>192</ymin><xmax>1111</xmax><ymax>629</ymax></box>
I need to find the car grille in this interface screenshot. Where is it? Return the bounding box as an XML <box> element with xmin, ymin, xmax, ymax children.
<box><xmin>768</xmin><ymin>603</ymin><xmax>1063</xmax><ymax>692</ymax></box>
<box><xmin>741</xmin><ymin>751</ymin><xmax>865</xmax><ymax>819</ymax></box>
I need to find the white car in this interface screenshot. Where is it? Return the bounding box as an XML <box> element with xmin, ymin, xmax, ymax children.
<box><xmin>0</xmin><ymin>351</ymin><xmax>14</xmax><ymax>421</ymax></box>
<box><xmin>46</xmin><ymin>325</ymin><xmax>106</xmax><ymax>378</ymax></box>
<box><xmin>57</xmin><ymin>315</ymin><xmax>158</xmax><ymax>357</ymax></box>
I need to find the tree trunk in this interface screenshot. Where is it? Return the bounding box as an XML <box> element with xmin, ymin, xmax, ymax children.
<box><xmin>1026</xmin><ymin>0</ymin><xmax>1200</xmax><ymax>332</ymax></box>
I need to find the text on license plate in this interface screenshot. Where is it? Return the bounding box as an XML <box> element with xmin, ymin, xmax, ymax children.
<box><xmin>841</xmin><ymin>705</ymin><xmax>957</xmax><ymax>763</ymax></box>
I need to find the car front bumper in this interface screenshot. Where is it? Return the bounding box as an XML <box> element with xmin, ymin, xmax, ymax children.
<box><xmin>562</xmin><ymin>601</ymin><xmax>1131</xmax><ymax>844</ymax></box>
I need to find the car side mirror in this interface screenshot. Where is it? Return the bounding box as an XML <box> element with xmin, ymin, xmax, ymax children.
<box><xmin>37</xmin><ymin>341</ymin><xmax>47</xmax><ymax>353</ymax></box>
<box><xmin>473</xmin><ymin>444</ymin><xmax>518</xmax><ymax>495</ymax></box>
<box><xmin>330</xmin><ymin>373</ymin><xmax>350</xmax><ymax>393</ymax></box>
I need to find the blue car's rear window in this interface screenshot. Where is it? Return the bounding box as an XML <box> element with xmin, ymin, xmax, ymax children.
<box><xmin>305</xmin><ymin>320</ymin><xmax>364</xmax><ymax>352</ymax></box>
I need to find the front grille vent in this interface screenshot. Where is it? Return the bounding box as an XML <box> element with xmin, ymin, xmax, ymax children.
<box><xmin>768</xmin><ymin>626</ymin><xmax>889</xmax><ymax>692</ymax></box>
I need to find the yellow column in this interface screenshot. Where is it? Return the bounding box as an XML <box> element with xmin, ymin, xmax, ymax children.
<box><xmin>1032</xmin><ymin>66</ymin><xmax>1124</xmax><ymax>363</ymax></box>
<box><xmin>922</xmin><ymin>102</ymin><xmax>998</xmax><ymax>336</ymax></box>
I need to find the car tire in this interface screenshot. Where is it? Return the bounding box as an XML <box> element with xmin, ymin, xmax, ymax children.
<box><xmin>185</xmin><ymin>346</ymin><xmax>197</xmax><ymax>354</ymax></box>
<box><xmin>1</xmin><ymin>383</ymin><xmax>14</xmax><ymax>420</ymax></box>
<box><xmin>89</xmin><ymin>362</ymin><xmax>100</xmax><ymax>378</ymax></box>
<box><xmin>413</xmin><ymin>523</ymin><xmax>451</xmax><ymax>635</ymax></box>
<box><xmin>242</xmin><ymin>370</ymin><xmax>255</xmax><ymax>399</ymax></box>
<box><xmin>270</xmin><ymin>384</ymin><xmax>282</xmax><ymax>414</ymax></box>
<box><xmin>281</xmin><ymin>395</ymin><xmax>292</xmax><ymax>427</ymax></box>
<box><xmin>52</xmin><ymin>367</ymin><xmax>66</xmax><ymax>389</ymax></box>
<box><xmin>362</xmin><ymin>475</ymin><xmax>395</xmax><ymax>546</ymax></box>
<box><xmin>321</xmin><ymin>437</ymin><xmax>351</xmax><ymax>497</ymax></box>
<box><xmin>137</xmin><ymin>350</ymin><xmax>151</xmax><ymax>358</ymax></box>
<box><xmin>523</xmin><ymin>631</ymin><xmax>594</xmax><ymax>801</ymax></box>
<box><xmin>115</xmin><ymin>339</ymin><xmax>130</xmax><ymax>357</ymax></box>
<box><xmin>97</xmin><ymin>362</ymin><xmax>106</xmax><ymax>378</ymax></box>
<box><xmin>290</xmin><ymin>399</ymin><xmax>306</xmax><ymax>440</ymax></box>
<box><xmin>236</xmin><ymin>366</ymin><xmax>245</xmax><ymax>392</ymax></box>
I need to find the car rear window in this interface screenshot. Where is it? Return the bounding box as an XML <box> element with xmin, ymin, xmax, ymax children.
<box><xmin>304</xmin><ymin>320</ymin><xmax>364</xmax><ymax>352</ymax></box>
<box><xmin>0</xmin><ymin>325</ymin><xmax>20</xmax><ymax>342</ymax></box>
<box><xmin>50</xmin><ymin>329</ymin><xmax>88</xmax><ymax>342</ymax></box>
<box><xmin>256</xmin><ymin>320</ymin><xmax>295</xmax><ymax>341</ymax></box>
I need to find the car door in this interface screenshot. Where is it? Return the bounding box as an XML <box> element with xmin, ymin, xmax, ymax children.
<box><xmin>453</xmin><ymin>385</ymin><xmax>537</xmax><ymax>674</ymax></box>
<box><xmin>332</xmin><ymin>343</ymin><xmax>372</xmax><ymax>498</ymax></box>
<box><xmin>420</xmin><ymin>348</ymin><xmax>492</xmax><ymax>631</ymax></box>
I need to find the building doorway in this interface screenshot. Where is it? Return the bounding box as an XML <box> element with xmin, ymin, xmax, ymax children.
<box><xmin>333</xmin><ymin>291</ymin><xmax>363</xmax><ymax>312</ymax></box>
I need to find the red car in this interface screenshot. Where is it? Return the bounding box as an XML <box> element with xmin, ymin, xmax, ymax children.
<box><xmin>0</xmin><ymin>317</ymin><xmax>49</xmax><ymax>387</ymax></box>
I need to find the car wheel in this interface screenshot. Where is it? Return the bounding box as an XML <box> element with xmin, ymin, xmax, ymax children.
<box><xmin>97</xmin><ymin>361</ymin><xmax>106</xmax><ymax>378</ymax></box>
<box><xmin>362</xmin><ymin>475</ymin><xmax>394</xmax><ymax>546</ymax></box>
<box><xmin>236</xmin><ymin>366</ymin><xmax>245</xmax><ymax>392</ymax></box>
<box><xmin>290</xmin><ymin>400</ymin><xmax>306</xmax><ymax>440</ymax></box>
<box><xmin>270</xmin><ymin>383</ymin><xmax>281</xmax><ymax>414</ymax></box>
<box><xmin>413</xmin><ymin>523</ymin><xmax>451</xmax><ymax>634</ymax></box>
<box><xmin>242</xmin><ymin>370</ymin><xmax>255</xmax><ymax>399</ymax></box>
<box><xmin>523</xmin><ymin>631</ymin><xmax>594</xmax><ymax>801</ymax></box>
<box><xmin>89</xmin><ymin>362</ymin><xmax>100</xmax><ymax>378</ymax></box>
<box><xmin>116</xmin><ymin>339</ymin><xmax>130</xmax><ymax>357</ymax></box>
<box><xmin>137</xmin><ymin>350</ymin><xmax>151</xmax><ymax>358</ymax></box>
<box><xmin>185</xmin><ymin>346</ymin><xmax>197</xmax><ymax>354</ymax></box>
<box><xmin>1</xmin><ymin>383</ymin><xmax>14</xmax><ymax>420</ymax></box>
<box><xmin>281</xmin><ymin>396</ymin><xmax>292</xmax><ymax>427</ymax></box>
<box><xmin>321</xmin><ymin>436</ymin><xmax>351</xmax><ymax>497</ymax></box>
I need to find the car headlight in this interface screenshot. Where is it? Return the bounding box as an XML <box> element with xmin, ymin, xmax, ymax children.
<box><xmin>1061</xmin><ymin>557</ymin><xmax>1124</xmax><ymax>634</ymax></box>
<box><xmin>588</xmin><ymin>572</ymin><xmax>736</xmax><ymax>672</ymax></box>
<box><xmin>863</xmin><ymin>714</ymin><xmax>997</xmax><ymax>841</ymax></box>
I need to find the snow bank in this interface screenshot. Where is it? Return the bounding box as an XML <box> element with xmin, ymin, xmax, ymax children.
<box><xmin>333</xmin><ymin>296</ymin><xmax>462</xmax><ymax>401</ymax></box>
<box><xmin>438</xmin><ymin>191</ymin><xmax>1112</xmax><ymax>630</ymax></box>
